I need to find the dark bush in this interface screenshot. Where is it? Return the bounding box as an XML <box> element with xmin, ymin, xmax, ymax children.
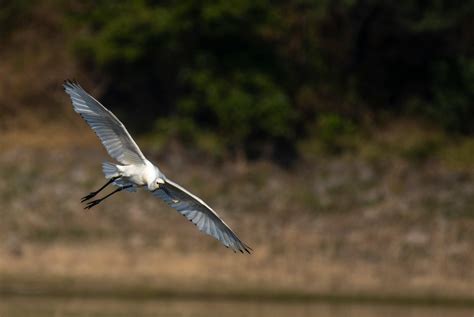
<box><xmin>64</xmin><ymin>0</ymin><xmax>473</xmax><ymax>157</ymax></box>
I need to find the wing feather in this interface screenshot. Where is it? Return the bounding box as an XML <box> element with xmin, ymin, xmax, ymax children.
<box><xmin>152</xmin><ymin>179</ymin><xmax>251</xmax><ymax>253</ymax></box>
<box><xmin>63</xmin><ymin>80</ymin><xmax>146</xmax><ymax>165</ymax></box>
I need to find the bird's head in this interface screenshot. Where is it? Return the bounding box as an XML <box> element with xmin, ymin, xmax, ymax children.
<box><xmin>148</xmin><ymin>177</ymin><xmax>165</xmax><ymax>191</ymax></box>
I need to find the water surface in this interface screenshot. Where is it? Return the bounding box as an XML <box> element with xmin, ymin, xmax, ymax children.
<box><xmin>1</xmin><ymin>296</ymin><xmax>473</xmax><ymax>317</ymax></box>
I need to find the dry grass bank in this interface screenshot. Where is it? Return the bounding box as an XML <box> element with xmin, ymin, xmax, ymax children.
<box><xmin>1</xmin><ymin>129</ymin><xmax>473</xmax><ymax>302</ymax></box>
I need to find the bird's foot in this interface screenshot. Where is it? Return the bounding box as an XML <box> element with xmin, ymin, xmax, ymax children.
<box><xmin>84</xmin><ymin>199</ymin><xmax>102</xmax><ymax>210</ymax></box>
<box><xmin>81</xmin><ymin>192</ymin><xmax>97</xmax><ymax>203</ymax></box>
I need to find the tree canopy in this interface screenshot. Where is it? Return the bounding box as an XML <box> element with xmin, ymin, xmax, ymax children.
<box><xmin>6</xmin><ymin>1</ymin><xmax>474</xmax><ymax>158</ymax></box>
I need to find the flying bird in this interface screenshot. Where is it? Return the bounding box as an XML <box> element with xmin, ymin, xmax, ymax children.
<box><xmin>63</xmin><ymin>80</ymin><xmax>251</xmax><ymax>253</ymax></box>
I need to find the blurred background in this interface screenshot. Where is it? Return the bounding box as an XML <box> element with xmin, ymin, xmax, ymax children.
<box><xmin>1</xmin><ymin>1</ymin><xmax>474</xmax><ymax>316</ymax></box>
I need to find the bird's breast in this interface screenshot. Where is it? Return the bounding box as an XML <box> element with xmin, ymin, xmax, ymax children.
<box><xmin>118</xmin><ymin>164</ymin><xmax>149</xmax><ymax>186</ymax></box>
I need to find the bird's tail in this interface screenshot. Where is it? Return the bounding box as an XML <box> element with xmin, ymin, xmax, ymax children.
<box><xmin>102</xmin><ymin>162</ymin><xmax>120</xmax><ymax>179</ymax></box>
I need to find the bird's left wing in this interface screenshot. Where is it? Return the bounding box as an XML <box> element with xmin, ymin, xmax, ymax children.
<box><xmin>63</xmin><ymin>80</ymin><xmax>146</xmax><ymax>165</ymax></box>
<box><xmin>152</xmin><ymin>179</ymin><xmax>251</xmax><ymax>253</ymax></box>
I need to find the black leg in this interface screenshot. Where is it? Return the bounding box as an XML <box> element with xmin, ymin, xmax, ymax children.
<box><xmin>81</xmin><ymin>176</ymin><xmax>120</xmax><ymax>202</ymax></box>
<box><xmin>84</xmin><ymin>184</ymin><xmax>133</xmax><ymax>210</ymax></box>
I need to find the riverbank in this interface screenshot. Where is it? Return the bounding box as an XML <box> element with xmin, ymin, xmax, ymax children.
<box><xmin>2</xmin><ymin>242</ymin><xmax>474</xmax><ymax>307</ymax></box>
<box><xmin>1</xmin><ymin>130</ymin><xmax>473</xmax><ymax>305</ymax></box>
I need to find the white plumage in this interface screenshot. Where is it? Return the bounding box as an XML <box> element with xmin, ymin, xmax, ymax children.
<box><xmin>64</xmin><ymin>80</ymin><xmax>251</xmax><ymax>253</ymax></box>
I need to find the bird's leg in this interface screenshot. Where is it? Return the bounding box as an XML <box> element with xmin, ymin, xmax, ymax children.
<box><xmin>81</xmin><ymin>176</ymin><xmax>121</xmax><ymax>202</ymax></box>
<box><xmin>84</xmin><ymin>184</ymin><xmax>133</xmax><ymax>210</ymax></box>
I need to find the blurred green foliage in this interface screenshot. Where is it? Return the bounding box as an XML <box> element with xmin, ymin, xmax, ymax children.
<box><xmin>0</xmin><ymin>0</ymin><xmax>32</xmax><ymax>38</ymax></box>
<box><xmin>14</xmin><ymin>0</ymin><xmax>474</xmax><ymax>158</ymax></box>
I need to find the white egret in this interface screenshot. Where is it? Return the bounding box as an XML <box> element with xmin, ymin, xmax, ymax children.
<box><xmin>63</xmin><ymin>80</ymin><xmax>251</xmax><ymax>253</ymax></box>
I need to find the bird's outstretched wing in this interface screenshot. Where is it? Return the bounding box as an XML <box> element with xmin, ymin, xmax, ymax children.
<box><xmin>63</xmin><ymin>80</ymin><xmax>146</xmax><ymax>165</ymax></box>
<box><xmin>153</xmin><ymin>179</ymin><xmax>252</xmax><ymax>253</ymax></box>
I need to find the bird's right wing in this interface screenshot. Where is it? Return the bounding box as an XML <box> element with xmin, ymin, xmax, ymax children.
<box><xmin>63</xmin><ymin>80</ymin><xmax>146</xmax><ymax>165</ymax></box>
<box><xmin>152</xmin><ymin>178</ymin><xmax>251</xmax><ymax>253</ymax></box>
